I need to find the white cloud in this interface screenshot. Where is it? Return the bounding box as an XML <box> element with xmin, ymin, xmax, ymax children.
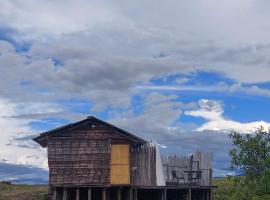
<box><xmin>1</xmin><ymin>0</ymin><xmax>269</xmax><ymax>45</ymax></box>
<box><xmin>0</xmin><ymin>98</ymin><xmax>48</xmax><ymax>169</ymax></box>
<box><xmin>136</xmin><ymin>83</ymin><xmax>270</xmax><ymax>98</ymax></box>
<box><xmin>0</xmin><ymin>0</ymin><xmax>119</xmax><ymax>38</ymax></box>
<box><xmin>186</xmin><ymin>99</ymin><xmax>270</xmax><ymax>133</ymax></box>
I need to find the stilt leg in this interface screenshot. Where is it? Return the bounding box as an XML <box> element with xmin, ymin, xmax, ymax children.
<box><xmin>102</xmin><ymin>188</ymin><xmax>107</xmax><ymax>200</ymax></box>
<box><xmin>52</xmin><ymin>187</ymin><xmax>57</xmax><ymax>200</ymax></box>
<box><xmin>76</xmin><ymin>188</ymin><xmax>80</xmax><ymax>200</ymax></box>
<box><xmin>107</xmin><ymin>188</ymin><xmax>110</xmax><ymax>200</ymax></box>
<box><xmin>117</xmin><ymin>188</ymin><xmax>121</xmax><ymax>200</ymax></box>
<box><xmin>88</xmin><ymin>188</ymin><xmax>92</xmax><ymax>200</ymax></box>
<box><xmin>163</xmin><ymin>189</ymin><xmax>167</xmax><ymax>200</ymax></box>
<box><xmin>63</xmin><ymin>188</ymin><xmax>67</xmax><ymax>200</ymax></box>
<box><xmin>129</xmin><ymin>188</ymin><xmax>133</xmax><ymax>200</ymax></box>
<box><xmin>188</xmin><ymin>188</ymin><xmax>192</xmax><ymax>200</ymax></box>
<box><xmin>134</xmin><ymin>188</ymin><xmax>137</xmax><ymax>200</ymax></box>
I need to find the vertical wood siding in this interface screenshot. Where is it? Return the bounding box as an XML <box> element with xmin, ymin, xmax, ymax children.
<box><xmin>131</xmin><ymin>143</ymin><xmax>157</xmax><ymax>186</ymax></box>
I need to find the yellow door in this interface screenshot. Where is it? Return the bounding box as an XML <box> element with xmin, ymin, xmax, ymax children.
<box><xmin>110</xmin><ymin>144</ymin><xmax>130</xmax><ymax>185</ymax></box>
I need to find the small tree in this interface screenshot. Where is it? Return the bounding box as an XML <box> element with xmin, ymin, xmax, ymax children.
<box><xmin>229</xmin><ymin>127</ymin><xmax>270</xmax><ymax>199</ymax></box>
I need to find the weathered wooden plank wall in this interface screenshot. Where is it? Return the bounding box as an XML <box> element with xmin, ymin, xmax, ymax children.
<box><xmin>131</xmin><ymin>143</ymin><xmax>157</xmax><ymax>186</ymax></box>
<box><xmin>48</xmin><ymin>124</ymin><xmax>130</xmax><ymax>186</ymax></box>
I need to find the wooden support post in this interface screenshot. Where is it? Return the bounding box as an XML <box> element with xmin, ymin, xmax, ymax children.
<box><xmin>102</xmin><ymin>188</ymin><xmax>107</xmax><ymax>200</ymax></box>
<box><xmin>206</xmin><ymin>189</ymin><xmax>209</xmax><ymax>200</ymax></box>
<box><xmin>129</xmin><ymin>188</ymin><xmax>133</xmax><ymax>200</ymax></box>
<box><xmin>76</xmin><ymin>188</ymin><xmax>80</xmax><ymax>200</ymax></box>
<box><xmin>63</xmin><ymin>188</ymin><xmax>67</xmax><ymax>200</ymax></box>
<box><xmin>52</xmin><ymin>187</ymin><xmax>57</xmax><ymax>200</ymax></box>
<box><xmin>202</xmin><ymin>190</ymin><xmax>205</xmax><ymax>200</ymax></box>
<box><xmin>117</xmin><ymin>188</ymin><xmax>121</xmax><ymax>200</ymax></box>
<box><xmin>162</xmin><ymin>189</ymin><xmax>167</xmax><ymax>200</ymax></box>
<box><xmin>107</xmin><ymin>188</ymin><xmax>110</xmax><ymax>200</ymax></box>
<box><xmin>134</xmin><ymin>188</ymin><xmax>137</xmax><ymax>200</ymax></box>
<box><xmin>188</xmin><ymin>188</ymin><xmax>191</xmax><ymax>200</ymax></box>
<box><xmin>88</xmin><ymin>188</ymin><xmax>92</xmax><ymax>200</ymax></box>
<box><xmin>210</xmin><ymin>188</ymin><xmax>213</xmax><ymax>200</ymax></box>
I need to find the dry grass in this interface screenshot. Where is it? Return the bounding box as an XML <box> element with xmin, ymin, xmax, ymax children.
<box><xmin>0</xmin><ymin>182</ymin><xmax>48</xmax><ymax>200</ymax></box>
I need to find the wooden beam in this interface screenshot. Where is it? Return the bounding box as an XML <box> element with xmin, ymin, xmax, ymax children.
<box><xmin>63</xmin><ymin>188</ymin><xmax>67</xmax><ymax>200</ymax></box>
<box><xmin>76</xmin><ymin>188</ymin><xmax>80</xmax><ymax>200</ymax></box>
<box><xmin>52</xmin><ymin>187</ymin><xmax>57</xmax><ymax>200</ymax></box>
<box><xmin>88</xmin><ymin>188</ymin><xmax>92</xmax><ymax>200</ymax></box>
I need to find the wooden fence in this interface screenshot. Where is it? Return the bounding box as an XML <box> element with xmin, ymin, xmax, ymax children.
<box><xmin>162</xmin><ymin>152</ymin><xmax>213</xmax><ymax>186</ymax></box>
<box><xmin>131</xmin><ymin>143</ymin><xmax>213</xmax><ymax>187</ymax></box>
<box><xmin>131</xmin><ymin>143</ymin><xmax>157</xmax><ymax>186</ymax></box>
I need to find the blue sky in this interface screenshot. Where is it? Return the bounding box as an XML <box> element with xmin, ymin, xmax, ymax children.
<box><xmin>1</xmin><ymin>0</ymin><xmax>270</xmax><ymax>183</ymax></box>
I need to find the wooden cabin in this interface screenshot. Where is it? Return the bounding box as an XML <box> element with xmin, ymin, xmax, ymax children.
<box><xmin>33</xmin><ymin>116</ymin><xmax>214</xmax><ymax>200</ymax></box>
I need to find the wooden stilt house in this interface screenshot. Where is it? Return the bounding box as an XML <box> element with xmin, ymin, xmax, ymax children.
<box><xmin>33</xmin><ymin>116</ymin><xmax>214</xmax><ymax>200</ymax></box>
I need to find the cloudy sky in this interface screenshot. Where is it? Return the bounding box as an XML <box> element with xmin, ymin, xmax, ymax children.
<box><xmin>1</xmin><ymin>0</ymin><xmax>270</xmax><ymax>183</ymax></box>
